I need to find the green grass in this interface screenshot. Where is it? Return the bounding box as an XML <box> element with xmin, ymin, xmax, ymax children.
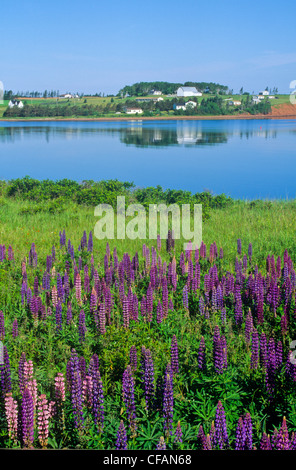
<box><xmin>1</xmin><ymin>197</ymin><xmax>296</xmax><ymax>268</ymax></box>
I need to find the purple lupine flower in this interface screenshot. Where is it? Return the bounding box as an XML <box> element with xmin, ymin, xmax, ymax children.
<box><xmin>68</xmin><ymin>349</ymin><xmax>84</xmax><ymax>429</ymax></box>
<box><xmin>87</xmin><ymin>231</ymin><xmax>93</xmax><ymax>252</ymax></box>
<box><xmin>199</xmin><ymin>297</ymin><xmax>205</xmax><ymax>316</ymax></box>
<box><xmin>171</xmin><ymin>335</ymin><xmax>179</xmax><ymax>375</ymax></box>
<box><xmin>115</xmin><ymin>420</ymin><xmax>127</xmax><ymax>450</ymax></box>
<box><xmin>174</xmin><ymin>421</ymin><xmax>183</xmax><ymax>444</ymax></box>
<box><xmin>163</xmin><ymin>363</ymin><xmax>174</xmax><ymax>438</ymax></box>
<box><xmin>88</xmin><ymin>356</ymin><xmax>104</xmax><ymax>433</ymax></box>
<box><xmin>266</xmin><ymin>337</ymin><xmax>276</xmax><ymax>395</ymax></box>
<box><xmin>198</xmin><ymin>336</ymin><xmax>206</xmax><ymax>370</ymax></box>
<box><xmin>56</xmin><ymin>273</ymin><xmax>64</xmax><ymax>301</ymax></box>
<box><xmin>251</xmin><ymin>328</ymin><xmax>259</xmax><ymax>370</ymax></box>
<box><xmin>12</xmin><ymin>318</ymin><xmax>18</xmax><ymax>339</ymax></box>
<box><xmin>157</xmin><ymin>234</ymin><xmax>161</xmax><ymax>252</ymax></box>
<box><xmin>46</xmin><ymin>255</ymin><xmax>52</xmax><ymax>273</ymax></box>
<box><xmin>214</xmin><ymin>400</ymin><xmax>229</xmax><ymax>449</ymax></box>
<box><xmin>33</xmin><ymin>276</ymin><xmax>39</xmax><ymax>296</ymax></box>
<box><xmin>213</xmin><ymin>326</ymin><xmax>224</xmax><ymax>374</ymax></box>
<box><xmin>122</xmin><ymin>365</ymin><xmax>137</xmax><ymax>434</ymax></box>
<box><xmin>21</xmin><ymin>387</ymin><xmax>34</xmax><ymax>448</ymax></box>
<box><xmin>18</xmin><ymin>352</ymin><xmax>26</xmax><ymax>394</ymax></box>
<box><xmin>162</xmin><ymin>284</ymin><xmax>168</xmax><ymax>319</ymax></box>
<box><xmin>78</xmin><ymin>310</ymin><xmax>86</xmax><ymax>342</ymax></box>
<box><xmin>123</xmin><ymin>295</ymin><xmax>129</xmax><ymax>329</ymax></box>
<box><xmin>260</xmin><ymin>432</ymin><xmax>272</xmax><ymax>450</ymax></box>
<box><xmin>197</xmin><ymin>425</ymin><xmax>206</xmax><ymax>449</ymax></box>
<box><xmin>235</xmin><ymin>417</ymin><xmax>246</xmax><ymax>450</ymax></box>
<box><xmin>244</xmin><ymin>412</ymin><xmax>253</xmax><ymax>450</ymax></box>
<box><xmin>156</xmin><ymin>436</ymin><xmax>166</xmax><ymax>449</ymax></box>
<box><xmin>245</xmin><ymin>309</ymin><xmax>253</xmax><ymax>344</ymax></box>
<box><xmin>237</xmin><ymin>238</ymin><xmax>242</xmax><ymax>255</ymax></box>
<box><xmin>7</xmin><ymin>245</ymin><xmax>14</xmax><ymax>260</ymax></box>
<box><xmin>129</xmin><ymin>346</ymin><xmax>137</xmax><ymax>371</ymax></box>
<box><xmin>143</xmin><ymin>349</ymin><xmax>155</xmax><ymax>411</ymax></box>
<box><xmin>234</xmin><ymin>286</ymin><xmax>243</xmax><ymax>325</ymax></box>
<box><xmin>99</xmin><ymin>302</ymin><xmax>106</xmax><ymax>335</ymax></box>
<box><xmin>275</xmin><ymin>417</ymin><xmax>291</xmax><ymax>450</ymax></box>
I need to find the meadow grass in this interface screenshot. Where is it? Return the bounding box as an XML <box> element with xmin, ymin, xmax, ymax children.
<box><xmin>1</xmin><ymin>196</ymin><xmax>296</xmax><ymax>268</ymax></box>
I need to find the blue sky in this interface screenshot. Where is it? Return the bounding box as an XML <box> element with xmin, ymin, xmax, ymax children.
<box><xmin>1</xmin><ymin>0</ymin><xmax>295</xmax><ymax>95</ymax></box>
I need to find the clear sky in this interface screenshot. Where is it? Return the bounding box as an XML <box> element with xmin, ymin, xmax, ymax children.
<box><xmin>1</xmin><ymin>0</ymin><xmax>295</xmax><ymax>95</ymax></box>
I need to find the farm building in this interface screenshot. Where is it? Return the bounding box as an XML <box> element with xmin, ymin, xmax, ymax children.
<box><xmin>228</xmin><ymin>100</ymin><xmax>242</xmax><ymax>106</ymax></box>
<box><xmin>8</xmin><ymin>100</ymin><xmax>24</xmax><ymax>108</ymax></box>
<box><xmin>176</xmin><ymin>87</ymin><xmax>202</xmax><ymax>97</ymax></box>
<box><xmin>124</xmin><ymin>107</ymin><xmax>143</xmax><ymax>114</ymax></box>
<box><xmin>259</xmin><ymin>90</ymin><xmax>269</xmax><ymax>96</ymax></box>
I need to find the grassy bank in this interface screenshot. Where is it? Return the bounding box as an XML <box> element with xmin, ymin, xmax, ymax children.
<box><xmin>1</xmin><ymin>193</ymin><xmax>296</xmax><ymax>270</ymax></box>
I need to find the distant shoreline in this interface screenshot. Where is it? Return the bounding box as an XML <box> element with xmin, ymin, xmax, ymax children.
<box><xmin>0</xmin><ymin>114</ymin><xmax>296</xmax><ymax>122</ymax></box>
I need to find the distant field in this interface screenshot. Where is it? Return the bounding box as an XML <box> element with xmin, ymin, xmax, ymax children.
<box><xmin>0</xmin><ymin>94</ymin><xmax>292</xmax><ymax>119</ymax></box>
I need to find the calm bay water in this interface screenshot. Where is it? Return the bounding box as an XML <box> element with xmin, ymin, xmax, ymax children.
<box><xmin>0</xmin><ymin>119</ymin><xmax>295</xmax><ymax>199</ymax></box>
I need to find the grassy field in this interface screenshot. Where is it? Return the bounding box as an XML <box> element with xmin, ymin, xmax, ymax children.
<box><xmin>1</xmin><ymin>196</ymin><xmax>296</xmax><ymax>270</ymax></box>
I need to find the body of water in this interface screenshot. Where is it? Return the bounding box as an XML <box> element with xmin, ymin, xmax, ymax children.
<box><xmin>0</xmin><ymin>119</ymin><xmax>295</xmax><ymax>199</ymax></box>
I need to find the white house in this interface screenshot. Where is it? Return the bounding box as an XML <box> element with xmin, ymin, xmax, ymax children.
<box><xmin>8</xmin><ymin>100</ymin><xmax>24</xmax><ymax>108</ymax></box>
<box><xmin>59</xmin><ymin>93</ymin><xmax>74</xmax><ymax>99</ymax></box>
<box><xmin>176</xmin><ymin>87</ymin><xmax>202</xmax><ymax>97</ymax></box>
<box><xmin>185</xmin><ymin>100</ymin><xmax>197</xmax><ymax>108</ymax></box>
<box><xmin>151</xmin><ymin>90</ymin><xmax>162</xmax><ymax>95</ymax></box>
<box><xmin>252</xmin><ymin>96</ymin><xmax>261</xmax><ymax>104</ymax></box>
<box><xmin>259</xmin><ymin>90</ymin><xmax>269</xmax><ymax>96</ymax></box>
<box><xmin>228</xmin><ymin>100</ymin><xmax>242</xmax><ymax>106</ymax></box>
<box><xmin>124</xmin><ymin>107</ymin><xmax>143</xmax><ymax>114</ymax></box>
<box><xmin>173</xmin><ymin>104</ymin><xmax>186</xmax><ymax>111</ymax></box>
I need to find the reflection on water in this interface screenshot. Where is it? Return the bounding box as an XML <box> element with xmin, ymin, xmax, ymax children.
<box><xmin>0</xmin><ymin>119</ymin><xmax>295</xmax><ymax>199</ymax></box>
<box><xmin>0</xmin><ymin>121</ymin><xmax>283</xmax><ymax>147</ymax></box>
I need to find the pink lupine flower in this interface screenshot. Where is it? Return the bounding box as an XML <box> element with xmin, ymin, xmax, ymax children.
<box><xmin>37</xmin><ymin>394</ymin><xmax>50</xmax><ymax>448</ymax></box>
<box><xmin>75</xmin><ymin>273</ymin><xmax>82</xmax><ymax>304</ymax></box>
<box><xmin>51</xmin><ymin>285</ymin><xmax>58</xmax><ymax>308</ymax></box>
<box><xmin>55</xmin><ymin>372</ymin><xmax>66</xmax><ymax>403</ymax></box>
<box><xmin>4</xmin><ymin>392</ymin><xmax>18</xmax><ymax>443</ymax></box>
<box><xmin>24</xmin><ymin>360</ymin><xmax>37</xmax><ymax>410</ymax></box>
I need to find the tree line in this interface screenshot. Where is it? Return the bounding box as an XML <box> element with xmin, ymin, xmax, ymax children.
<box><xmin>118</xmin><ymin>81</ymin><xmax>229</xmax><ymax>97</ymax></box>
